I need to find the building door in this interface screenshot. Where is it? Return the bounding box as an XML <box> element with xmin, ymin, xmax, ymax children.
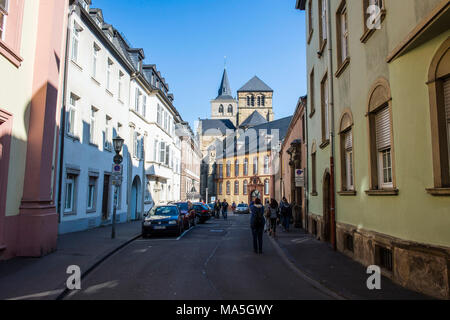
<box><xmin>131</xmin><ymin>176</ymin><xmax>141</xmax><ymax>221</ymax></box>
<box><xmin>102</xmin><ymin>174</ymin><xmax>110</xmax><ymax>221</ymax></box>
<box><xmin>322</xmin><ymin>171</ymin><xmax>331</xmax><ymax>242</ymax></box>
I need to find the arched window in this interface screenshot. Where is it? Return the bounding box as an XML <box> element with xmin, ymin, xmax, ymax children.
<box><xmin>261</xmin><ymin>95</ymin><xmax>266</xmax><ymax>106</ymax></box>
<box><xmin>253</xmin><ymin>156</ymin><xmax>258</xmax><ymax>175</ymax></box>
<box><xmin>264</xmin><ymin>179</ymin><xmax>270</xmax><ymax>195</ymax></box>
<box><xmin>219</xmin><ymin>105</ymin><xmax>224</xmax><ymax>114</ymax></box>
<box><xmin>226</xmin><ymin>161</ymin><xmax>231</xmax><ymax>177</ymax></box>
<box><xmin>243</xmin><ymin>180</ymin><xmax>248</xmax><ymax>195</ymax></box>
<box><xmin>339</xmin><ymin>110</ymin><xmax>355</xmax><ymax>192</ymax></box>
<box><xmin>257</xmin><ymin>96</ymin><xmax>261</xmax><ymax>106</ymax></box>
<box><xmin>247</xmin><ymin>96</ymin><xmax>251</xmax><ymax>106</ymax></box>
<box><xmin>244</xmin><ymin>158</ymin><xmax>249</xmax><ymax>176</ymax></box>
<box><xmin>427</xmin><ymin>38</ymin><xmax>450</xmax><ymax>192</ymax></box>
<box><xmin>234</xmin><ymin>181</ymin><xmax>239</xmax><ymax>195</ymax></box>
<box><xmin>367</xmin><ymin>78</ymin><xmax>396</xmax><ymax>192</ymax></box>
<box><xmin>235</xmin><ymin>159</ymin><xmax>239</xmax><ymax>177</ymax></box>
<box><xmin>226</xmin><ymin>181</ymin><xmax>231</xmax><ymax>195</ymax></box>
<box><xmin>251</xmin><ymin>95</ymin><xmax>255</xmax><ymax>106</ymax></box>
<box><xmin>228</xmin><ymin>105</ymin><xmax>233</xmax><ymax>114</ymax></box>
<box><xmin>264</xmin><ymin>156</ymin><xmax>270</xmax><ymax>174</ymax></box>
<box><xmin>218</xmin><ymin>182</ymin><xmax>223</xmax><ymax>195</ymax></box>
<box><xmin>218</xmin><ymin>163</ymin><xmax>223</xmax><ymax>178</ymax></box>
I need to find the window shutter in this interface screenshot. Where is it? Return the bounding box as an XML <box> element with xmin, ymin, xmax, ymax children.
<box><xmin>345</xmin><ymin>130</ymin><xmax>353</xmax><ymax>150</ymax></box>
<box><xmin>375</xmin><ymin>106</ymin><xmax>391</xmax><ymax>150</ymax></box>
<box><xmin>444</xmin><ymin>78</ymin><xmax>450</xmax><ymax>122</ymax></box>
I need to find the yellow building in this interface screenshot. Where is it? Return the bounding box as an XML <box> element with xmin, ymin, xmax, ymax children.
<box><xmin>215</xmin><ymin>117</ymin><xmax>293</xmax><ymax>205</ymax></box>
<box><xmin>297</xmin><ymin>0</ymin><xmax>450</xmax><ymax>299</ymax></box>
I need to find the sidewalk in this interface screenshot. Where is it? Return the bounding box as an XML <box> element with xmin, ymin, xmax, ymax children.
<box><xmin>269</xmin><ymin>226</ymin><xmax>431</xmax><ymax>300</ymax></box>
<box><xmin>0</xmin><ymin>220</ymin><xmax>142</xmax><ymax>300</ymax></box>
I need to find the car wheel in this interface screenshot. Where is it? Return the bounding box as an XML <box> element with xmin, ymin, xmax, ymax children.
<box><xmin>195</xmin><ymin>216</ymin><xmax>200</xmax><ymax>225</ymax></box>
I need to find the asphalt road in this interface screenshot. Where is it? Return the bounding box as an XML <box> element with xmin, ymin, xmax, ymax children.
<box><xmin>65</xmin><ymin>213</ymin><xmax>334</xmax><ymax>300</ymax></box>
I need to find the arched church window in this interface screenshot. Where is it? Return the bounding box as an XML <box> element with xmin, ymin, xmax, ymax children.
<box><xmin>251</xmin><ymin>96</ymin><xmax>255</xmax><ymax>107</ymax></box>
<box><xmin>219</xmin><ymin>105</ymin><xmax>224</xmax><ymax>114</ymax></box>
<box><xmin>261</xmin><ymin>95</ymin><xmax>265</xmax><ymax>106</ymax></box>
<box><xmin>228</xmin><ymin>105</ymin><xmax>233</xmax><ymax>114</ymax></box>
<box><xmin>247</xmin><ymin>96</ymin><xmax>251</xmax><ymax>106</ymax></box>
<box><xmin>257</xmin><ymin>96</ymin><xmax>261</xmax><ymax>106</ymax></box>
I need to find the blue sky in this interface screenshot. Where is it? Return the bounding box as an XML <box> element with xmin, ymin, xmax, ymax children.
<box><xmin>93</xmin><ymin>0</ymin><xmax>307</xmax><ymax>129</ymax></box>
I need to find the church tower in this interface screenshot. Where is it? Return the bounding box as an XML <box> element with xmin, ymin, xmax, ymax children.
<box><xmin>211</xmin><ymin>69</ymin><xmax>238</xmax><ymax>126</ymax></box>
<box><xmin>237</xmin><ymin>76</ymin><xmax>274</xmax><ymax>126</ymax></box>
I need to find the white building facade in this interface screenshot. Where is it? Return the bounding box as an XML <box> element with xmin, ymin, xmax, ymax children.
<box><xmin>58</xmin><ymin>1</ymin><xmax>134</xmax><ymax>233</ymax></box>
<box><xmin>58</xmin><ymin>0</ymin><xmax>183</xmax><ymax>233</ymax></box>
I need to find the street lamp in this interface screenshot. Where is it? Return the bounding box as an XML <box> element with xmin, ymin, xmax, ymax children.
<box><xmin>111</xmin><ymin>136</ymin><xmax>124</xmax><ymax>239</ymax></box>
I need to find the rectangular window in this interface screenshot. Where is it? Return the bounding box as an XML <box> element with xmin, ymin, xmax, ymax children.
<box><xmin>319</xmin><ymin>0</ymin><xmax>327</xmax><ymax>47</ymax></box>
<box><xmin>142</xmin><ymin>95</ymin><xmax>147</xmax><ymax>118</ymax></box>
<box><xmin>375</xmin><ymin>107</ymin><xmax>393</xmax><ymax>188</ymax></box>
<box><xmin>71</xmin><ymin>22</ymin><xmax>80</xmax><ymax>62</ymax></box>
<box><xmin>157</xmin><ymin>105</ymin><xmax>162</xmax><ymax>125</ymax></box>
<box><xmin>153</xmin><ymin>139</ymin><xmax>158</xmax><ymax>162</ymax></box>
<box><xmin>118</xmin><ymin>71</ymin><xmax>124</xmax><ymax>100</ymax></box>
<box><xmin>90</xmin><ymin>107</ymin><xmax>97</xmax><ymax>145</ymax></box>
<box><xmin>67</xmin><ymin>94</ymin><xmax>77</xmax><ymax>136</ymax></box>
<box><xmin>308</xmin><ymin>0</ymin><xmax>313</xmax><ymax>39</ymax></box>
<box><xmin>135</xmin><ymin>88</ymin><xmax>140</xmax><ymax>113</ymax></box>
<box><xmin>321</xmin><ymin>75</ymin><xmax>329</xmax><ymax>143</ymax></box>
<box><xmin>160</xmin><ymin>141</ymin><xmax>166</xmax><ymax>163</ymax></box>
<box><xmin>92</xmin><ymin>44</ymin><xmax>100</xmax><ymax>78</ymax></box>
<box><xmin>218</xmin><ymin>183</ymin><xmax>223</xmax><ymax>195</ymax></box>
<box><xmin>244</xmin><ymin>159</ymin><xmax>248</xmax><ymax>176</ymax></box>
<box><xmin>64</xmin><ymin>174</ymin><xmax>77</xmax><ymax>213</ymax></box>
<box><xmin>87</xmin><ymin>176</ymin><xmax>97</xmax><ymax>210</ymax></box>
<box><xmin>344</xmin><ymin>130</ymin><xmax>354</xmax><ymax>190</ymax></box>
<box><xmin>106</xmin><ymin>59</ymin><xmax>113</xmax><ymax>91</ymax></box>
<box><xmin>165</xmin><ymin>144</ymin><xmax>170</xmax><ymax>166</ymax></box>
<box><xmin>226</xmin><ymin>162</ymin><xmax>231</xmax><ymax>178</ymax></box>
<box><xmin>336</xmin><ymin>1</ymin><xmax>349</xmax><ymax>66</ymax></box>
<box><xmin>105</xmin><ymin>116</ymin><xmax>112</xmax><ymax>151</ymax></box>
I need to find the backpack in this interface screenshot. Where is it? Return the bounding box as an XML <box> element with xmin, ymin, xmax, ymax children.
<box><xmin>254</xmin><ymin>206</ymin><xmax>264</xmax><ymax>228</ymax></box>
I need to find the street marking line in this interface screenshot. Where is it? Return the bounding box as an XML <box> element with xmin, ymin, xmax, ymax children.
<box><xmin>8</xmin><ymin>289</ymin><xmax>64</xmax><ymax>300</ymax></box>
<box><xmin>176</xmin><ymin>225</ymin><xmax>196</xmax><ymax>241</ymax></box>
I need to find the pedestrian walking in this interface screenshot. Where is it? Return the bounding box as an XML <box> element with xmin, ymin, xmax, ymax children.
<box><xmin>214</xmin><ymin>199</ymin><xmax>221</xmax><ymax>219</ymax></box>
<box><xmin>250</xmin><ymin>198</ymin><xmax>265</xmax><ymax>254</ymax></box>
<box><xmin>231</xmin><ymin>201</ymin><xmax>237</xmax><ymax>213</ymax></box>
<box><xmin>269</xmin><ymin>199</ymin><xmax>279</xmax><ymax>238</ymax></box>
<box><xmin>280</xmin><ymin>197</ymin><xmax>292</xmax><ymax>232</ymax></box>
<box><xmin>222</xmin><ymin>199</ymin><xmax>229</xmax><ymax>220</ymax></box>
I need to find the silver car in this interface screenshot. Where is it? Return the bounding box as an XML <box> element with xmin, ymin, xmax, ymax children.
<box><xmin>235</xmin><ymin>203</ymin><xmax>250</xmax><ymax>214</ymax></box>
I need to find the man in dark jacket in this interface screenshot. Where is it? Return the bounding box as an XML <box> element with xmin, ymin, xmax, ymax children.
<box><xmin>250</xmin><ymin>198</ymin><xmax>265</xmax><ymax>254</ymax></box>
<box><xmin>222</xmin><ymin>200</ymin><xmax>229</xmax><ymax>220</ymax></box>
<box><xmin>280</xmin><ymin>197</ymin><xmax>292</xmax><ymax>232</ymax></box>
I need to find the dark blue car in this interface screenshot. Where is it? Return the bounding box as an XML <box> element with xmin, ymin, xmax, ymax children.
<box><xmin>142</xmin><ymin>205</ymin><xmax>185</xmax><ymax>237</ymax></box>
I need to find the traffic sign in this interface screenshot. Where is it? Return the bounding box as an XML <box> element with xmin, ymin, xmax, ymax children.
<box><xmin>112</xmin><ymin>164</ymin><xmax>123</xmax><ymax>176</ymax></box>
<box><xmin>295</xmin><ymin>169</ymin><xmax>305</xmax><ymax>187</ymax></box>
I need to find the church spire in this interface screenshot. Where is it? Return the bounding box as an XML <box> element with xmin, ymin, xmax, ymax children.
<box><xmin>217</xmin><ymin>68</ymin><xmax>233</xmax><ymax>99</ymax></box>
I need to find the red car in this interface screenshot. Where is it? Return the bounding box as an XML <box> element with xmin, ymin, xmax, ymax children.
<box><xmin>174</xmin><ymin>202</ymin><xmax>197</xmax><ymax>228</ymax></box>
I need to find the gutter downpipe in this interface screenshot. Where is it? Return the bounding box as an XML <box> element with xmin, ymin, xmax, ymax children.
<box><xmin>57</xmin><ymin>5</ymin><xmax>75</xmax><ymax>223</ymax></box>
<box><xmin>305</xmin><ymin>99</ymin><xmax>309</xmax><ymax>233</ymax></box>
<box><xmin>327</xmin><ymin>0</ymin><xmax>337</xmax><ymax>250</ymax></box>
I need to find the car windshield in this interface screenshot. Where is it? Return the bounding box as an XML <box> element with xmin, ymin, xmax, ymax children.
<box><xmin>238</xmin><ymin>204</ymin><xmax>248</xmax><ymax>208</ymax></box>
<box><xmin>150</xmin><ymin>206</ymin><xmax>178</xmax><ymax>216</ymax></box>
<box><xmin>176</xmin><ymin>203</ymin><xmax>188</xmax><ymax>211</ymax></box>
<box><xmin>194</xmin><ymin>204</ymin><xmax>208</xmax><ymax>210</ymax></box>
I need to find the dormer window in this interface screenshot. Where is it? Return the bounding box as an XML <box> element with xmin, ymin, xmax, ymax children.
<box><xmin>80</xmin><ymin>0</ymin><xmax>89</xmax><ymax>11</ymax></box>
<box><xmin>95</xmin><ymin>16</ymin><xmax>102</xmax><ymax>28</ymax></box>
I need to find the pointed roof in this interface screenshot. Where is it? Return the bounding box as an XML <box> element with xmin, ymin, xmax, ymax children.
<box><xmin>238</xmin><ymin>76</ymin><xmax>273</xmax><ymax>92</ymax></box>
<box><xmin>216</xmin><ymin>69</ymin><xmax>234</xmax><ymax>100</ymax></box>
<box><xmin>239</xmin><ymin>111</ymin><xmax>268</xmax><ymax>128</ymax></box>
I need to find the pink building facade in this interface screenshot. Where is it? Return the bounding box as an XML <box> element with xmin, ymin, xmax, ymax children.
<box><xmin>0</xmin><ymin>0</ymin><xmax>69</xmax><ymax>259</ymax></box>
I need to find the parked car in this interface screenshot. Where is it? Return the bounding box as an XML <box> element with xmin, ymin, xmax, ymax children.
<box><xmin>142</xmin><ymin>205</ymin><xmax>185</xmax><ymax>237</ymax></box>
<box><xmin>193</xmin><ymin>203</ymin><xmax>212</xmax><ymax>224</ymax></box>
<box><xmin>173</xmin><ymin>202</ymin><xmax>196</xmax><ymax>228</ymax></box>
<box><xmin>235</xmin><ymin>203</ymin><xmax>250</xmax><ymax>214</ymax></box>
<box><xmin>207</xmin><ymin>203</ymin><xmax>215</xmax><ymax>211</ymax></box>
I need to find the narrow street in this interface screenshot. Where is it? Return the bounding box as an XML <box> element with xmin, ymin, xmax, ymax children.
<box><xmin>65</xmin><ymin>214</ymin><xmax>333</xmax><ymax>300</ymax></box>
